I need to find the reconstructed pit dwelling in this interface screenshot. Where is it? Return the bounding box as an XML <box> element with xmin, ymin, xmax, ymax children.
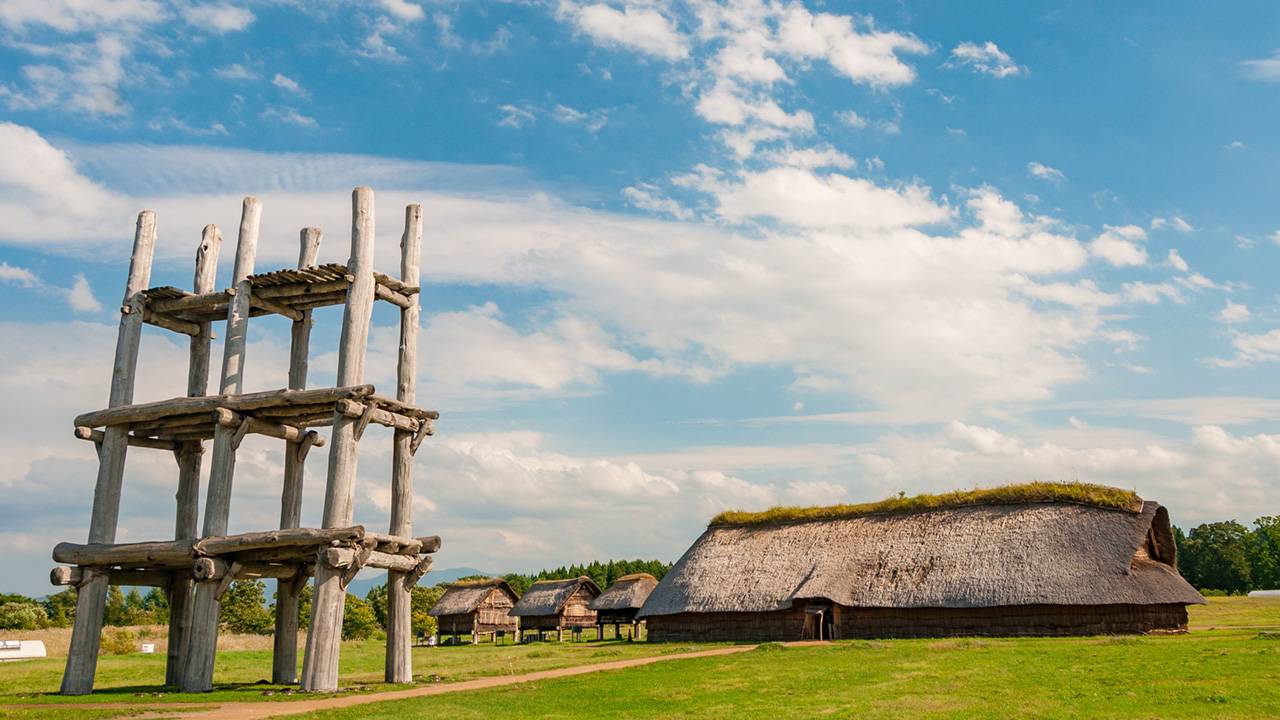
<box><xmin>52</xmin><ymin>188</ymin><xmax>439</xmax><ymax>694</ymax></box>
<box><xmin>640</xmin><ymin>484</ymin><xmax>1207</xmax><ymax>641</ymax></box>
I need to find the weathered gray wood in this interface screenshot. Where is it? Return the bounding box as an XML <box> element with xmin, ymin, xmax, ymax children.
<box><xmin>323</xmin><ymin>547</ymin><xmax>421</xmax><ymax>573</ymax></box>
<box><xmin>53</xmin><ymin>539</ymin><xmax>195</xmax><ymax>567</ymax></box>
<box><xmin>213</xmin><ymin>409</ymin><xmax>325</xmax><ymax>445</ymax></box>
<box><xmin>249</xmin><ymin>292</ymin><xmax>303</xmax><ymax>321</ymax></box>
<box><xmin>63</xmin><ymin>210</ymin><xmax>157</xmax><ymax>696</ymax></box>
<box><xmin>193</xmin><ymin>557</ymin><xmax>300</xmax><ymax>581</ymax></box>
<box><xmin>51</xmin><ymin>567</ymin><xmax>173</xmax><ymax>588</ymax></box>
<box><xmin>184</xmin><ymin>197</ymin><xmax>261</xmax><ymax>693</ymax></box>
<box><xmin>169</xmin><ymin>224</ymin><xmax>222</xmax><ymax>686</ymax></box>
<box><xmin>143</xmin><ymin>309</ymin><xmax>202</xmax><ymax>336</ymax></box>
<box><xmin>275</xmin><ymin>227</ymin><xmax>322</xmax><ymax>685</ymax></box>
<box><xmin>73</xmin><ymin>427</ymin><xmax>178</xmax><ymax>451</ymax></box>
<box><xmin>374</xmin><ymin>283</ymin><xmax>411</xmax><ymax>308</ymax></box>
<box><xmin>75</xmin><ymin>385</ymin><xmax>375</xmax><ymax>428</ymax></box>
<box><xmin>386</xmin><ymin>203</ymin><xmax>422</xmax><ymax>683</ymax></box>
<box><xmin>303</xmin><ymin>187</ymin><xmax>376</xmax><ymax>693</ymax></box>
<box><xmin>193</xmin><ymin>526</ymin><xmax>363</xmax><ymax>556</ymax></box>
<box><xmin>334</xmin><ymin>399</ymin><xmax>423</xmax><ymax>433</ymax></box>
<box><xmin>254</xmin><ymin>278</ymin><xmax>351</xmax><ymax>299</ymax></box>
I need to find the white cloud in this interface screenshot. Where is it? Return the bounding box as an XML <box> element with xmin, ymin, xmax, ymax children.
<box><xmin>559</xmin><ymin>1</ymin><xmax>689</xmax><ymax>61</ymax></box>
<box><xmin>774</xmin><ymin>5</ymin><xmax>927</xmax><ymax>86</ymax></box>
<box><xmin>2</xmin><ymin>34</ymin><xmax>132</xmax><ymax>116</ymax></box>
<box><xmin>1209</xmin><ymin>329</ymin><xmax>1280</xmax><ymax>368</ymax></box>
<box><xmin>214</xmin><ymin>63</ymin><xmax>257</xmax><ymax>81</ymax></box>
<box><xmin>259</xmin><ymin>106</ymin><xmax>318</xmax><ymax>128</ymax></box>
<box><xmin>497</xmin><ymin>103</ymin><xmax>536</xmax><ymax>128</ymax></box>
<box><xmin>379</xmin><ymin>0</ymin><xmax>424</xmax><ymax>23</ymax></box>
<box><xmin>181</xmin><ymin>3</ymin><xmax>253</xmax><ymax>33</ymax></box>
<box><xmin>711</xmin><ymin>166</ymin><xmax>950</xmax><ymax>230</ymax></box>
<box><xmin>1225</xmin><ymin>140</ymin><xmax>1246</xmax><ymax>150</ymax></box>
<box><xmin>0</xmin><ymin>0</ymin><xmax>162</xmax><ymax>32</ymax></box>
<box><xmin>0</xmin><ymin>262</ymin><xmax>38</xmax><ymax>286</ymax></box>
<box><xmin>1166</xmin><ymin>249</ymin><xmax>1189</xmax><ymax>272</ymax></box>
<box><xmin>836</xmin><ymin>109</ymin><xmax>867</xmax><ymax>128</ymax></box>
<box><xmin>65</xmin><ymin>273</ymin><xmax>102</xmax><ymax>313</ymax></box>
<box><xmin>1151</xmin><ymin>216</ymin><xmax>1193</xmax><ymax>232</ymax></box>
<box><xmin>271</xmin><ymin>73</ymin><xmax>306</xmax><ymax>96</ymax></box>
<box><xmin>1217</xmin><ymin>301</ymin><xmax>1251</xmax><ymax>325</ymax></box>
<box><xmin>758</xmin><ymin>146</ymin><xmax>856</xmax><ymax>170</ymax></box>
<box><xmin>1027</xmin><ymin>161</ymin><xmax>1064</xmax><ymax>182</ymax></box>
<box><xmin>551</xmin><ymin>104</ymin><xmax>609</xmax><ymax>132</ymax></box>
<box><xmin>622</xmin><ymin>184</ymin><xmax>694</xmax><ymax>220</ymax></box>
<box><xmin>1241</xmin><ymin>50</ymin><xmax>1280</xmax><ymax>82</ymax></box>
<box><xmin>946</xmin><ymin>41</ymin><xmax>1024</xmax><ymax>77</ymax></box>
<box><xmin>1090</xmin><ymin>224</ymin><xmax>1148</xmax><ymax>267</ymax></box>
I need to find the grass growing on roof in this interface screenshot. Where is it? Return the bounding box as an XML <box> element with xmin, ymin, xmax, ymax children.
<box><xmin>709</xmin><ymin>482</ymin><xmax>1142</xmax><ymax>527</ymax></box>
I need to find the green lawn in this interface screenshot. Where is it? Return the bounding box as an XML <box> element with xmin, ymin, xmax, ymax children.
<box><xmin>1</xmin><ymin>597</ymin><xmax>1276</xmax><ymax>719</ymax></box>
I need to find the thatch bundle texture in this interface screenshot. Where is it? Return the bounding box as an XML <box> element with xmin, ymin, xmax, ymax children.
<box><xmin>641</xmin><ymin>485</ymin><xmax>1204</xmax><ymax>641</ymax></box>
<box><xmin>428</xmin><ymin>578</ymin><xmax>518</xmax><ymax>636</ymax></box>
<box><xmin>590</xmin><ymin>573</ymin><xmax>660</xmax><ymax>624</ymax></box>
<box><xmin>511</xmin><ymin>576</ymin><xmax>601</xmax><ymax>630</ymax></box>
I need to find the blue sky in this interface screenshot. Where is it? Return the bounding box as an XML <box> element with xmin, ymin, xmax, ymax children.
<box><xmin>1</xmin><ymin>1</ymin><xmax>1278</xmax><ymax>595</ymax></box>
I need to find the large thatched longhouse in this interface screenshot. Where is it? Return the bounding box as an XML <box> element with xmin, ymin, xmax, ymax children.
<box><xmin>639</xmin><ymin>483</ymin><xmax>1205</xmax><ymax>641</ymax></box>
<box><xmin>427</xmin><ymin>578</ymin><xmax>519</xmax><ymax>643</ymax></box>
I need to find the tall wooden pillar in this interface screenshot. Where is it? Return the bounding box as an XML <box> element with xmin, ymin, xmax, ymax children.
<box><xmin>385</xmin><ymin>204</ymin><xmax>422</xmax><ymax>683</ymax></box>
<box><xmin>181</xmin><ymin>197</ymin><xmax>261</xmax><ymax>692</ymax></box>
<box><xmin>61</xmin><ymin>211</ymin><xmax>157</xmax><ymax>695</ymax></box>
<box><xmin>166</xmin><ymin>223</ymin><xmax>222</xmax><ymax>686</ymax></box>
<box><xmin>272</xmin><ymin>227</ymin><xmax>322</xmax><ymax>685</ymax></box>
<box><xmin>301</xmin><ymin>187</ymin><xmax>377</xmax><ymax>692</ymax></box>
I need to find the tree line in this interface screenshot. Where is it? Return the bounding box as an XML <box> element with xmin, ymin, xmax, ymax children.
<box><xmin>0</xmin><ymin>558</ymin><xmax>674</xmax><ymax>638</ymax></box>
<box><xmin>1174</xmin><ymin>516</ymin><xmax>1279</xmax><ymax>595</ymax></box>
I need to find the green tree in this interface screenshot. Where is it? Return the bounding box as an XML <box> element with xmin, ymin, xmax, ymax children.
<box><xmin>0</xmin><ymin>602</ymin><xmax>48</xmax><ymax>630</ymax></box>
<box><xmin>342</xmin><ymin>594</ymin><xmax>380</xmax><ymax>640</ymax></box>
<box><xmin>220</xmin><ymin>580</ymin><xmax>273</xmax><ymax>634</ymax></box>
<box><xmin>1249</xmin><ymin>516</ymin><xmax>1280</xmax><ymax>590</ymax></box>
<box><xmin>366</xmin><ymin>584</ymin><xmax>388</xmax><ymax>629</ymax></box>
<box><xmin>43</xmin><ymin>589</ymin><xmax>77</xmax><ymax>628</ymax></box>
<box><xmin>298</xmin><ymin>581</ymin><xmax>314</xmax><ymax>630</ymax></box>
<box><xmin>142</xmin><ymin>587</ymin><xmax>170</xmax><ymax>624</ymax></box>
<box><xmin>1181</xmin><ymin>521</ymin><xmax>1253</xmax><ymax>593</ymax></box>
<box><xmin>410</xmin><ymin>584</ymin><xmax>444</xmax><ymax>638</ymax></box>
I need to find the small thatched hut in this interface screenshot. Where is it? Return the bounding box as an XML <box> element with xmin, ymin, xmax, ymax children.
<box><xmin>639</xmin><ymin>483</ymin><xmax>1206</xmax><ymax>641</ymax></box>
<box><xmin>511</xmin><ymin>576</ymin><xmax>601</xmax><ymax>642</ymax></box>
<box><xmin>427</xmin><ymin>578</ymin><xmax>519</xmax><ymax>644</ymax></box>
<box><xmin>590</xmin><ymin>573</ymin><xmax>659</xmax><ymax>640</ymax></box>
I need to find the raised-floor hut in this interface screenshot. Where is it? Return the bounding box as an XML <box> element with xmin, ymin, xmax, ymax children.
<box><xmin>428</xmin><ymin>578</ymin><xmax>519</xmax><ymax>644</ymax></box>
<box><xmin>640</xmin><ymin>483</ymin><xmax>1206</xmax><ymax>641</ymax></box>
<box><xmin>589</xmin><ymin>573</ymin><xmax>658</xmax><ymax>640</ymax></box>
<box><xmin>511</xmin><ymin>576</ymin><xmax>600</xmax><ymax>642</ymax></box>
<box><xmin>52</xmin><ymin>188</ymin><xmax>440</xmax><ymax>694</ymax></box>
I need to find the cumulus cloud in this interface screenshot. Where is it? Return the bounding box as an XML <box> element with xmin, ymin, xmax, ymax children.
<box><xmin>271</xmin><ymin>73</ymin><xmax>306</xmax><ymax>96</ymax></box>
<box><xmin>379</xmin><ymin>0</ymin><xmax>425</xmax><ymax>23</ymax></box>
<box><xmin>946</xmin><ymin>41</ymin><xmax>1024</xmax><ymax>77</ymax></box>
<box><xmin>1027</xmin><ymin>161</ymin><xmax>1064</xmax><ymax>182</ymax></box>
<box><xmin>181</xmin><ymin>3</ymin><xmax>253</xmax><ymax>33</ymax></box>
<box><xmin>1217</xmin><ymin>301</ymin><xmax>1251</xmax><ymax>325</ymax></box>
<box><xmin>1241</xmin><ymin>50</ymin><xmax>1280</xmax><ymax>81</ymax></box>
<box><xmin>1090</xmin><ymin>225</ymin><xmax>1148</xmax><ymax>267</ymax></box>
<box><xmin>1151</xmin><ymin>216</ymin><xmax>1193</xmax><ymax>232</ymax></box>
<box><xmin>559</xmin><ymin>1</ymin><xmax>689</xmax><ymax>60</ymax></box>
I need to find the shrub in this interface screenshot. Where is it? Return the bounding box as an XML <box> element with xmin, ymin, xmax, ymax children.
<box><xmin>342</xmin><ymin>594</ymin><xmax>381</xmax><ymax>640</ymax></box>
<box><xmin>100</xmin><ymin>628</ymin><xmax>136</xmax><ymax>655</ymax></box>
<box><xmin>0</xmin><ymin>602</ymin><xmax>48</xmax><ymax>630</ymax></box>
<box><xmin>220</xmin><ymin>580</ymin><xmax>273</xmax><ymax>635</ymax></box>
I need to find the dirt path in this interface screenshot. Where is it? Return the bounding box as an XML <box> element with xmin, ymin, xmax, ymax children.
<box><xmin>5</xmin><ymin>645</ymin><xmax>758</xmax><ymax>719</ymax></box>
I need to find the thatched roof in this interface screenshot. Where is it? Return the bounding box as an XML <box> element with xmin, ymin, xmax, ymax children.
<box><xmin>510</xmin><ymin>576</ymin><xmax>601</xmax><ymax>617</ymax></box>
<box><xmin>710</xmin><ymin>482</ymin><xmax>1142</xmax><ymax>526</ymax></box>
<box><xmin>590</xmin><ymin>573</ymin><xmax>659</xmax><ymax>612</ymax></box>
<box><xmin>639</xmin><ymin>498</ymin><xmax>1204</xmax><ymax>618</ymax></box>
<box><xmin>428</xmin><ymin>578</ymin><xmax>517</xmax><ymax>617</ymax></box>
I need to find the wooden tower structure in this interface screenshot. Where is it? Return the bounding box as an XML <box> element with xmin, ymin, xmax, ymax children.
<box><xmin>51</xmin><ymin>187</ymin><xmax>439</xmax><ymax>694</ymax></box>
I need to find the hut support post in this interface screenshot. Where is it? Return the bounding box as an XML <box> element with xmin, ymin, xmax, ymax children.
<box><xmin>182</xmin><ymin>198</ymin><xmax>261</xmax><ymax>693</ymax></box>
<box><xmin>272</xmin><ymin>227</ymin><xmax>322</xmax><ymax>685</ymax></box>
<box><xmin>385</xmin><ymin>205</ymin><xmax>422</xmax><ymax>683</ymax></box>
<box><xmin>61</xmin><ymin>212</ymin><xmax>156</xmax><ymax>696</ymax></box>
<box><xmin>166</xmin><ymin>224</ymin><xmax>221</xmax><ymax>687</ymax></box>
<box><xmin>302</xmin><ymin>188</ymin><xmax>376</xmax><ymax>692</ymax></box>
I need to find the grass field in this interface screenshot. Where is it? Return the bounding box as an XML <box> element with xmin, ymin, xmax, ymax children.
<box><xmin>0</xmin><ymin>597</ymin><xmax>1275</xmax><ymax>719</ymax></box>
